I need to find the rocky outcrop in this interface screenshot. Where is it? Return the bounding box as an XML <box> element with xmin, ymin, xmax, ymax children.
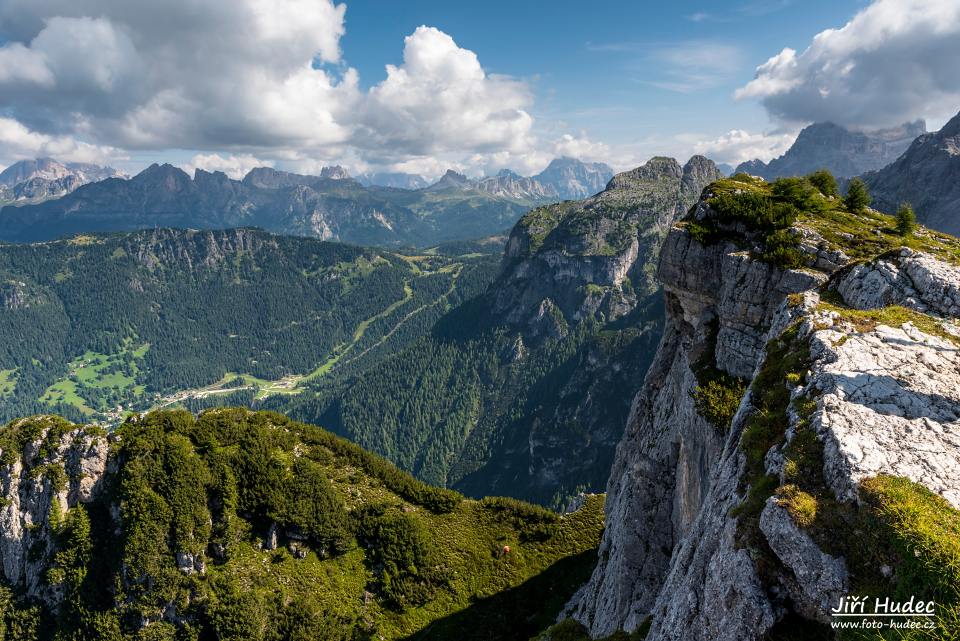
<box><xmin>493</xmin><ymin>156</ymin><xmax>723</xmax><ymax>335</ymax></box>
<box><xmin>0</xmin><ymin>418</ymin><xmax>110</xmax><ymax>606</ymax></box>
<box><xmin>568</xmin><ymin>189</ymin><xmax>960</xmax><ymax>639</ymax></box>
<box><xmin>736</xmin><ymin>120</ymin><xmax>925</xmax><ymax>180</ymax></box>
<box><xmin>862</xmin><ymin>110</ymin><xmax>960</xmax><ymax>235</ymax></box>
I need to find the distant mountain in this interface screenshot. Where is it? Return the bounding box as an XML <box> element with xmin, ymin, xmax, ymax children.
<box><xmin>0</xmin><ymin>163</ymin><xmax>535</xmax><ymax>247</ymax></box>
<box><xmin>0</xmin><ymin>157</ymin><xmax>125</xmax><ymax>205</ymax></box>
<box><xmin>356</xmin><ymin>171</ymin><xmax>430</xmax><ymax>190</ymax></box>
<box><xmin>533</xmin><ymin>157</ymin><xmax>615</xmax><ymax>200</ymax></box>
<box><xmin>716</xmin><ymin>162</ymin><xmax>735</xmax><ymax>176</ymax></box>
<box><xmin>320</xmin><ymin>164</ymin><xmax>350</xmax><ymax>179</ymax></box>
<box><xmin>862</xmin><ymin>110</ymin><xmax>960</xmax><ymax>235</ymax></box>
<box><xmin>477</xmin><ymin>169</ymin><xmax>560</xmax><ymax>200</ymax></box>
<box><xmin>425</xmin><ymin>168</ymin><xmax>474</xmax><ymax>191</ymax></box>
<box><xmin>420</xmin><ymin>168</ymin><xmax>561</xmax><ymax>201</ymax></box>
<box><xmin>735</xmin><ymin>120</ymin><xmax>926</xmax><ymax>179</ymax></box>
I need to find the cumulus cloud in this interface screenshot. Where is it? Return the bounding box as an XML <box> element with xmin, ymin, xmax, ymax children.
<box><xmin>552</xmin><ymin>133</ymin><xmax>611</xmax><ymax>160</ymax></box>
<box><xmin>0</xmin><ymin>2</ymin><xmax>552</xmax><ymax>173</ymax></box>
<box><xmin>0</xmin><ymin>116</ymin><xmax>126</xmax><ymax>166</ymax></box>
<box><xmin>736</xmin><ymin>0</ymin><xmax>960</xmax><ymax>128</ymax></box>
<box><xmin>691</xmin><ymin>129</ymin><xmax>797</xmax><ymax>165</ymax></box>
<box><xmin>183</xmin><ymin>153</ymin><xmax>272</xmax><ymax>180</ymax></box>
<box><xmin>359</xmin><ymin>26</ymin><xmax>534</xmax><ymax>157</ymax></box>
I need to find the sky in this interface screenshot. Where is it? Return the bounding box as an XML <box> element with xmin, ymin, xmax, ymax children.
<box><xmin>0</xmin><ymin>0</ymin><xmax>958</xmax><ymax>180</ymax></box>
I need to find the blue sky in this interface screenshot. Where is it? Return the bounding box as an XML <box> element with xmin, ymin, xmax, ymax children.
<box><xmin>339</xmin><ymin>0</ymin><xmax>864</xmax><ymax>153</ymax></box>
<box><xmin>0</xmin><ymin>0</ymin><xmax>957</xmax><ymax>178</ymax></box>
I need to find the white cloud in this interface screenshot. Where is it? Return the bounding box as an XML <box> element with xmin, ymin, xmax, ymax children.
<box><xmin>691</xmin><ymin>128</ymin><xmax>797</xmax><ymax>165</ymax></box>
<box><xmin>182</xmin><ymin>153</ymin><xmax>271</xmax><ymax>179</ymax></box>
<box><xmin>0</xmin><ymin>4</ymin><xmax>553</xmax><ymax>174</ymax></box>
<box><xmin>552</xmin><ymin>133</ymin><xmax>611</xmax><ymax>161</ymax></box>
<box><xmin>0</xmin><ymin>116</ymin><xmax>126</xmax><ymax>167</ymax></box>
<box><xmin>359</xmin><ymin>26</ymin><xmax>535</xmax><ymax>157</ymax></box>
<box><xmin>736</xmin><ymin>0</ymin><xmax>960</xmax><ymax>128</ymax></box>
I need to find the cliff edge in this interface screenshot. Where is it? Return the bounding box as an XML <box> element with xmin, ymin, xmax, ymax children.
<box><xmin>566</xmin><ymin>174</ymin><xmax>960</xmax><ymax>639</ymax></box>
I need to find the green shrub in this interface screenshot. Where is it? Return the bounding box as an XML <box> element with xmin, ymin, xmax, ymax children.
<box><xmin>354</xmin><ymin>505</ymin><xmax>447</xmax><ymax>609</ymax></box>
<box><xmin>479</xmin><ymin>496</ymin><xmax>560</xmax><ymax>542</ymax></box>
<box><xmin>775</xmin><ymin>485</ymin><xmax>818</xmax><ymax>528</ymax></box>
<box><xmin>276</xmin><ymin>458</ymin><xmax>351</xmax><ymax>554</ymax></box>
<box><xmin>896</xmin><ymin>202</ymin><xmax>917</xmax><ymax>237</ymax></box>
<box><xmin>806</xmin><ymin>170</ymin><xmax>839</xmax><ymax>198</ymax></box>
<box><xmin>844</xmin><ymin>178</ymin><xmax>871</xmax><ymax>213</ymax></box>
<box><xmin>691</xmin><ymin>376</ymin><xmax>746</xmax><ymax>430</ymax></box>
<box><xmin>771</xmin><ymin>177</ymin><xmax>823</xmax><ymax>213</ymax></box>
<box><xmin>761</xmin><ymin>229</ymin><xmax>806</xmax><ymax>270</ymax></box>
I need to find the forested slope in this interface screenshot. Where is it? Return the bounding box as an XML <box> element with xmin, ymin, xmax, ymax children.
<box><xmin>0</xmin><ymin>229</ymin><xmax>496</xmax><ymax>423</ymax></box>
<box><xmin>0</xmin><ymin>408</ymin><xmax>603</xmax><ymax>640</ymax></box>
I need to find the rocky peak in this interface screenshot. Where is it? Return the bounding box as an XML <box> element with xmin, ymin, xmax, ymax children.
<box><xmin>0</xmin><ymin>158</ymin><xmax>124</xmax><ymax>206</ymax></box>
<box><xmin>0</xmin><ymin>158</ymin><xmax>73</xmax><ymax>187</ymax></box>
<box><xmin>320</xmin><ymin>165</ymin><xmax>350</xmax><ymax>180</ymax></box>
<box><xmin>425</xmin><ymin>169</ymin><xmax>473</xmax><ymax>191</ymax></box>
<box><xmin>492</xmin><ymin>155</ymin><xmax>720</xmax><ymax>337</ymax></box>
<box><xmin>476</xmin><ymin>170</ymin><xmax>558</xmax><ymax>201</ymax></box>
<box><xmin>134</xmin><ymin>163</ymin><xmax>193</xmax><ymax>191</ymax></box>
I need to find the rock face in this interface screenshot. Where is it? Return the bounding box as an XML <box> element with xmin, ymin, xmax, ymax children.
<box><xmin>0</xmin><ymin>158</ymin><xmax>125</xmax><ymax>205</ymax></box>
<box><xmin>0</xmin><ymin>418</ymin><xmax>110</xmax><ymax>606</ymax></box>
<box><xmin>736</xmin><ymin>120</ymin><xmax>925</xmax><ymax>179</ymax></box>
<box><xmin>493</xmin><ymin>156</ymin><xmax>723</xmax><ymax>333</ymax></box>
<box><xmin>862</xmin><ymin>110</ymin><xmax>960</xmax><ymax>235</ymax></box>
<box><xmin>567</xmin><ymin>188</ymin><xmax>960</xmax><ymax>639</ymax></box>
<box><xmin>533</xmin><ymin>157</ymin><xmax>615</xmax><ymax>200</ymax></box>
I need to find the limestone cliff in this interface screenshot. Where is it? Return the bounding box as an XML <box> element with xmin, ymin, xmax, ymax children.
<box><xmin>567</xmin><ymin>174</ymin><xmax>960</xmax><ymax>639</ymax></box>
<box><xmin>0</xmin><ymin>418</ymin><xmax>110</xmax><ymax>606</ymax></box>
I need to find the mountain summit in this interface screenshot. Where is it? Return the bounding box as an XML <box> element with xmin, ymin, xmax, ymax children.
<box><xmin>533</xmin><ymin>157</ymin><xmax>615</xmax><ymax>200</ymax></box>
<box><xmin>735</xmin><ymin>120</ymin><xmax>925</xmax><ymax>179</ymax></box>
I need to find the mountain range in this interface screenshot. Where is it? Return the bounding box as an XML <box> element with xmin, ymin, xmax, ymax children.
<box><xmin>0</xmin><ymin>158</ymin><xmax>612</xmax><ymax>247</ymax></box>
<box><xmin>358</xmin><ymin>157</ymin><xmax>614</xmax><ymax>201</ymax></box>
<box><xmin>0</xmin><ymin>227</ymin><xmax>496</xmax><ymax>425</ymax></box>
<box><xmin>0</xmin><ymin>157</ymin><xmax>125</xmax><ymax>206</ymax></box>
<box><xmin>0</xmin><ymin>153</ymin><xmax>718</xmax><ymax>507</ymax></box>
<box><xmin>736</xmin><ymin>120</ymin><xmax>926</xmax><ymax>179</ymax></box>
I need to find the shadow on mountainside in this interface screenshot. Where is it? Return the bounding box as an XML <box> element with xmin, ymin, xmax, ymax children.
<box><xmin>400</xmin><ymin>548</ymin><xmax>598</xmax><ymax>641</ymax></box>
